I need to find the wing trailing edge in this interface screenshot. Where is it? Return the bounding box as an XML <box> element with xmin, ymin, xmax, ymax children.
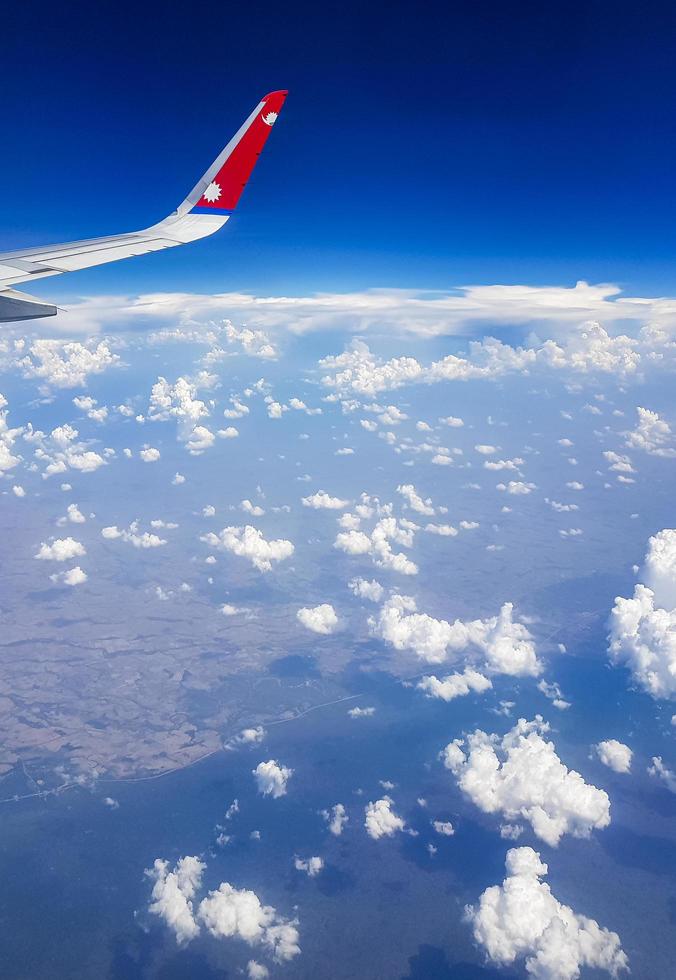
<box><xmin>0</xmin><ymin>288</ymin><xmax>57</xmax><ymax>322</ymax></box>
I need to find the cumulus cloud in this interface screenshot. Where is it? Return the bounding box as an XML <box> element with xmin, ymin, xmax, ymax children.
<box><xmin>247</xmin><ymin>961</ymin><xmax>269</xmax><ymax>979</ymax></box>
<box><xmin>101</xmin><ymin>522</ymin><xmax>167</xmax><ymax>548</ymax></box>
<box><xmin>442</xmin><ymin>717</ymin><xmax>610</xmax><ymax>846</ymax></box>
<box><xmin>425</xmin><ymin>523</ymin><xmax>458</xmax><ymax>536</ymax></box>
<box><xmin>335</xmin><ymin>498</ymin><xmax>419</xmax><ymax>575</ymax></box>
<box><xmin>595</xmin><ymin>740</ymin><xmax>632</xmax><ymax>774</ymax></box>
<box><xmin>294</xmin><ymin>856</ymin><xmax>324</xmax><ymax>877</ymax></box>
<box><xmin>50</xmin><ymin>565</ymin><xmax>87</xmax><ymax>586</ymax></box>
<box><xmin>432</xmin><ymin>820</ymin><xmax>455</xmax><ymax>836</ymax></box>
<box><xmin>608</xmin><ymin>529</ymin><xmax>676</xmax><ymax>698</ymax></box>
<box><xmin>497</xmin><ymin>480</ymin><xmax>537</xmax><ymax>495</ymax></box>
<box><xmin>199</xmin><ymin>882</ymin><xmax>300</xmax><ymax>962</ymax></box>
<box><xmin>647</xmin><ymin>756</ymin><xmax>676</xmax><ymax>793</ymax></box>
<box><xmin>371</xmin><ymin>595</ymin><xmax>540</xmax><ymax>675</ymax></box>
<box><xmin>318</xmin><ymin>322</ymin><xmax>664</xmax><ymax>398</ymax></box>
<box><xmin>201</xmin><ymin>526</ymin><xmax>294</xmax><ymax>572</ymax></box>
<box><xmin>146</xmin><ymin>855</ymin><xmax>206</xmax><ymax>945</ymax></box>
<box><xmin>0</xmin><ymin>394</ymin><xmax>22</xmax><ymax>473</ymax></box>
<box><xmin>417</xmin><ymin>667</ymin><xmax>492</xmax><ymax>701</ymax></box>
<box><xmin>25</xmin><ymin>422</ymin><xmax>106</xmax><ymax>478</ymax></box>
<box><xmin>218</xmin><ymin>323</ymin><xmax>277</xmax><ymax>360</ymax></box>
<box><xmin>321</xmin><ymin>803</ymin><xmax>348</xmax><ymax>836</ymax></box>
<box><xmin>397</xmin><ymin>483</ymin><xmax>436</xmax><ymax>516</ymax></box>
<box><xmin>247</xmin><ymin>961</ymin><xmax>270</xmax><ymax>979</ymax></box>
<box><xmin>296</xmin><ymin>604</ymin><xmax>338</xmax><ymax>635</ymax></box>
<box><xmin>624</xmin><ymin>407</ymin><xmax>676</xmax><ymax>457</ymax></box>
<box><xmin>147</xmin><ymin>856</ymin><xmax>300</xmax><ymax>963</ymax></box>
<box><xmin>140</xmin><ymin>446</ymin><xmax>161</xmax><ymax>462</ymax></box>
<box><xmin>348</xmin><ymin>706</ymin><xmax>376</xmax><ymax>718</ymax></box>
<box><xmin>253</xmin><ymin>760</ymin><xmax>293</xmax><ymax>798</ymax></box>
<box><xmin>147</xmin><ymin>375</ymin><xmax>216</xmax><ymax>453</ymax></box>
<box><xmin>364</xmin><ymin>797</ymin><xmax>406</xmax><ymax>840</ymax></box>
<box><xmin>348</xmin><ymin>577</ymin><xmax>384</xmax><ymax>602</ymax></box>
<box><xmin>224</xmin><ymin>726</ymin><xmax>266</xmax><ymax>751</ymax></box>
<box><xmin>19</xmin><ymin>338</ymin><xmax>120</xmax><ymax>389</ymax></box>
<box><xmin>466</xmin><ymin>846</ymin><xmax>628</xmax><ymax>980</ymax></box>
<box><xmin>301</xmin><ymin>490</ymin><xmax>349</xmax><ymax>510</ymax></box>
<box><xmin>642</xmin><ymin>527</ymin><xmax>676</xmax><ymax>607</ymax></box>
<box><xmin>35</xmin><ymin>537</ymin><xmax>86</xmax><ymax>562</ymax></box>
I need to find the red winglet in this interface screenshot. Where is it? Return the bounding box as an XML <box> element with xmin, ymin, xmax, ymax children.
<box><xmin>198</xmin><ymin>90</ymin><xmax>288</xmax><ymax>210</ymax></box>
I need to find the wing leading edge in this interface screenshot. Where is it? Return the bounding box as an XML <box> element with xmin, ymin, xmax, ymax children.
<box><xmin>0</xmin><ymin>90</ymin><xmax>288</xmax><ymax>322</ymax></box>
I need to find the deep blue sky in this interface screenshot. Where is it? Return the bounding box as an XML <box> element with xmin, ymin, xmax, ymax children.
<box><xmin>4</xmin><ymin>0</ymin><xmax>676</xmax><ymax>298</ymax></box>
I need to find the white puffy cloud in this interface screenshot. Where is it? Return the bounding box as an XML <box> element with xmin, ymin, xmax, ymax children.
<box><xmin>497</xmin><ymin>480</ymin><xmax>537</xmax><ymax>495</ymax></box>
<box><xmin>25</xmin><ymin>422</ymin><xmax>106</xmax><ymax>478</ymax></box>
<box><xmin>240</xmin><ymin>499</ymin><xmax>264</xmax><ymax>517</ymax></box>
<box><xmin>294</xmin><ymin>856</ymin><xmax>324</xmax><ymax>877</ymax></box>
<box><xmin>642</xmin><ymin>528</ymin><xmax>676</xmax><ymax>607</ymax></box>
<box><xmin>364</xmin><ymin>796</ymin><xmax>406</xmax><ymax>840</ymax></box>
<box><xmin>417</xmin><ymin>667</ymin><xmax>492</xmax><ymax>701</ymax></box>
<box><xmin>595</xmin><ymin>740</ymin><xmax>632</xmax><ymax>774</ymax></box>
<box><xmin>101</xmin><ymin>523</ymin><xmax>167</xmax><ymax>548</ymax></box>
<box><xmin>608</xmin><ymin>530</ymin><xmax>676</xmax><ymax>699</ymax></box>
<box><xmin>201</xmin><ymin>526</ymin><xmax>294</xmax><ymax>572</ymax></box>
<box><xmin>537</xmin><ymin>680</ymin><xmax>571</xmax><ymax>712</ymax></box>
<box><xmin>140</xmin><ymin>447</ymin><xmax>161</xmax><ymax>462</ymax></box>
<box><xmin>146</xmin><ymin>855</ymin><xmax>205</xmax><ymax>945</ymax></box>
<box><xmin>348</xmin><ymin>706</ymin><xmax>376</xmax><ymax>718</ymax></box>
<box><xmin>35</xmin><ymin>537</ymin><xmax>86</xmax><ymax>562</ymax></box>
<box><xmin>466</xmin><ymin>847</ymin><xmax>628</xmax><ymax>980</ymax></box>
<box><xmin>335</xmin><ymin>500</ymin><xmax>419</xmax><ymax>576</ymax></box>
<box><xmin>185</xmin><ymin>426</ymin><xmax>215</xmax><ymax>454</ymax></box>
<box><xmin>318</xmin><ymin>322</ymin><xmax>661</xmax><ymax>398</ymax></box>
<box><xmin>371</xmin><ymin>595</ymin><xmax>540</xmax><ymax>675</ymax></box>
<box><xmin>247</xmin><ymin>961</ymin><xmax>269</xmax><ymax>979</ymax></box>
<box><xmin>219</xmin><ymin>323</ymin><xmax>277</xmax><ymax>360</ymax></box>
<box><xmin>63</xmin><ymin>503</ymin><xmax>86</xmax><ymax>524</ymax></box>
<box><xmin>0</xmin><ymin>394</ymin><xmax>22</xmax><ymax>473</ymax></box>
<box><xmin>301</xmin><ymin>491</ymin><xmax>349</xmax><ymax>510</ymax></box>
<box><xmin>73</xmin><ymin>395</ymin><xmax>108</xmax><ymax>422</ymax></box>
<box><xmin>432</xmin><ymin>820</ymin><xmax>455</xmax><ymax>836</ymax></box>
<box><xmin>442</xmin><ymin>717</ymin><xmax>610</xmax><ymax>846</ymax></box>
<box><xmin>485</xmin><ymin>457</ymin><xmax>524</xmax><ymax>472</ymax></box>
<box><xmin>147</xmin><ymin>375</ymin><xmax>219</xmax><ymax>454</ymax></box>
<box><xmin>20</xmin><ymin>339</ymin><xmax>119</xmax><ymax>389</ymax></box>
<box><xmin>296</xmin><ymin>604</ymin><xmax>338</xmax><ymax>635</ymax></box>
<box><xmin>396</xmin><ymin>483</ymin><xmax>435</xmax><ymax>516</ymax></box>
<box><xmin>321</xmin><ymin>803</ymin><xmax>348</xmax><ymax>836</ymax></box>
<box><xmin>624</xmin><ymin>407</ymin><xmax>676</xmax><ymax>457</ymax></box>
<box><xmin>647</xmin><ymin>756</ymin><xmax>676</xmax><ymax>793</ymax></box>
<box><xmin>425</xmin><ymin>523</ymin><xmax>458</xmax><ymax>536</ymax></box>
<box><xmin>253</xmin><ymin>760</ymin><xmax>293</xmax><ymax>798</ymax></box>
<box><xmin>50</xmin><ymin>565</ymin><xmax>87</xmax><ymax>586</ymax></box>
<box><xmin>224</xmin><ymin>726</ymin><xmax>266</xmax><ymax>751</ymax></box>
<box><xmin>348</xmin><ymin>577</ymin><xmax>384</xmax><ymax>602</ymax></box>
<box><xmin>266</xmin><ymin>400</ymin><xmax>286</xmax><ymax>419</ymax></box>
<box><xmin>199</xmin><ymin>882</ymin><xmax>300</xmax><ymax>962</ymax></box>
<box><xmin>147</xmin><ymin>855</ymin><xmax>300</xmax><ymax>963</ymax></box>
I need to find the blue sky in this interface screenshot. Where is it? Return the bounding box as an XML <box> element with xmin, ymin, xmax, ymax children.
<box><xmin>1</xmin><ymin>7</ymin><xmax>676</xmax><ymax>978</ymax></box>
<box><xmin>6</xmin><ymin>1</ymin><xmax>676</xmax><ymax>297</ymax></box>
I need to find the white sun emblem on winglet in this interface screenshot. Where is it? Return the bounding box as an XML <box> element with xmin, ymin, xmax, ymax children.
<box><xmin>203</xmin><ymin>181</ymin><xmax>222</xmax><ymax>203</ymax></box>
<box><xmin>261</xmin><ymin>111</ymin><xmax>278</xmax><ymax>126</ymax></box>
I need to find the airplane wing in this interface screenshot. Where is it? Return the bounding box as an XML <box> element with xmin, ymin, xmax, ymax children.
<box><xmin>0</xmin><ymin>89</ymin><xmax>288</xmax><ymax>322</ymax></box>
